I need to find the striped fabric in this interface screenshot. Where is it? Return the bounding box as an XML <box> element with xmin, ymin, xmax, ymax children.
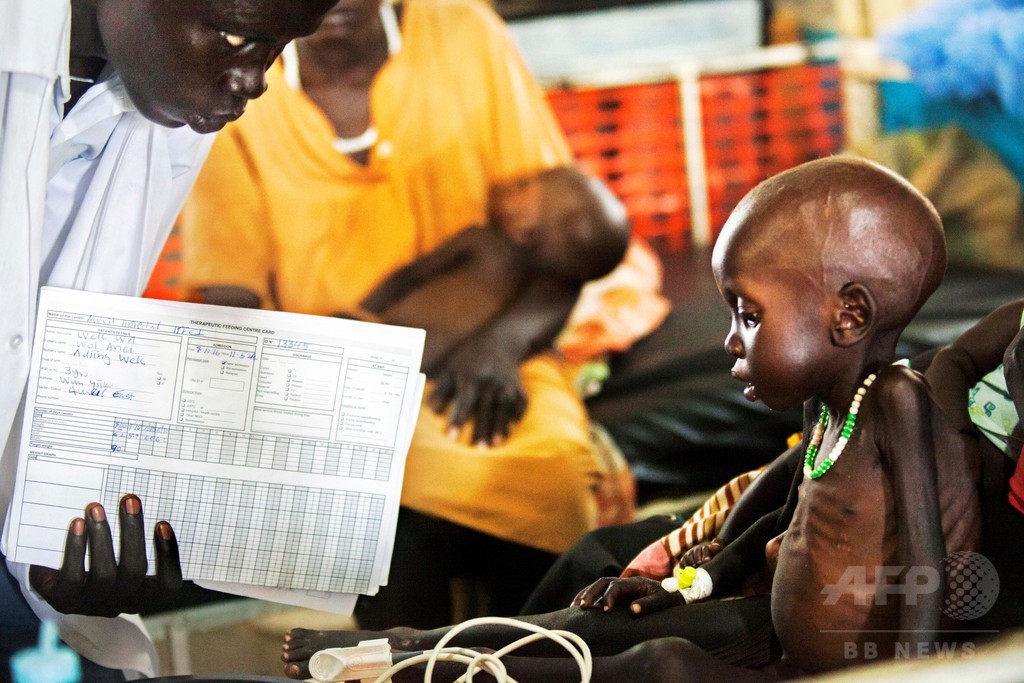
<box><xmin>660</xmin><ymin>468</ymin><xmax>763</xmax><ymax>561</ymax></box>
<box><xmin>621</xmin><ymin>466</ymin><xmax>764</xmax><ymax>579</ymax></box>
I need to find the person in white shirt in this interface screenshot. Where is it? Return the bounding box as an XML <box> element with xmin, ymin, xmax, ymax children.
<box><xmin>0</xmin><ymin>0</ymin><xmax>336</xmax><ymax>677</ymax></box>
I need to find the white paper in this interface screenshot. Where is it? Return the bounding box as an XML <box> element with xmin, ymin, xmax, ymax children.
<box><xmin>3</xmin><ymin>287</ymin><xmax>424</xmax><ymax>608</ymax></box>
<box><xmin>193</xmin><ymin>373</ymin><xmax>424</xmax><ymax>614</ymax></box>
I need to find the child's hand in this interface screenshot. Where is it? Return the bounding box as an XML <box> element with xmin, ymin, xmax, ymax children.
<box><xmin>680</xmin><ymin>538</ymin><xmax>723</xmax><ymax>568</ymax></box>
<box><xmin>572</xmin><ymin>576</ymin><xmax>682</xmax><ymax>616</ymax></box>
<box><xmin>764</xmin><ymin>532</ymin><xmax>785</xmax><ymax>575</ymax></box>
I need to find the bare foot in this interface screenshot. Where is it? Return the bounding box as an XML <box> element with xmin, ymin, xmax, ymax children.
<box><xmin>281</xmin><ymin>626</ymin><xmax>421</xmax><ymax>680</ymax></box>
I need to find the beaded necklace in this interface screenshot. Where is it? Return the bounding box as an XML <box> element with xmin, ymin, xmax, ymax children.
<box><xmin>803</xmin><ymin>372</ymin><xmax>877</xmax><ymax>479</ymax></box>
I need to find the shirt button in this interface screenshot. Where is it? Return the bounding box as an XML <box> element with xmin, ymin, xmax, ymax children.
<box><xmin>10</xmin><ymin>334</ymin><xmax>23</xmax><ymax>349</ymax></box>
<box><xmin>377</xmin><ymin>140</ymin><xmax>393</xmax><ymax>158</ymax></box>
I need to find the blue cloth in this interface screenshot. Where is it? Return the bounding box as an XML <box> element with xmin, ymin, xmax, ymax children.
<box><xmin>878</xmin><ymin>80</ymin><xmax>1024</xmax><ymax>188</ymax></box>
<box><xmin>879</xmin><ymin>0</ymin><xmax>1024</xmax><ymax>119</ymax></box>
<box><xmin>0</xmin><ymin>557</ymin><xmax>40</xmax><ymax>679</ymax></box>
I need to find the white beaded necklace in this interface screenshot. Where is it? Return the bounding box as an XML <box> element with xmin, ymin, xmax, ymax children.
<box><xmin>281</xmin><ymin>1</ymin><xmax>401</xmax><ymax>155</ymax></box>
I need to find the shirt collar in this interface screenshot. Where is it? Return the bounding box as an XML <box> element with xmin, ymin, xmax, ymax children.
<box><xmin>49</xmin><ymin>71</ymin><xmax>137</xmax><ymax>178</ymax></box>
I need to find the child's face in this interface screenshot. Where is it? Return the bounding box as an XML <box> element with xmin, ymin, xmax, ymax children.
<box><xmin>715</xmin><ymin>258</ymin><xmax>838</xmax><ymax>412</ymax></box>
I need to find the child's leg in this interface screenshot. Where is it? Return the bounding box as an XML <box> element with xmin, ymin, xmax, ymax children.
<box><xmin>283</xmin><ymin>595</ymin><xmax>773</xmax><ymax>679</ymax></box>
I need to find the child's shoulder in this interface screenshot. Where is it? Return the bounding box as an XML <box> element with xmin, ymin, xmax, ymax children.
<box><xmin>866</xmin><ymin>362</ymin><xmax>936</xmax><ymax>430</ymax></box>
<box><xmin>871</xmin><ymin>361</ymin><xmax>929</xmax><ymax>402</ymax></box>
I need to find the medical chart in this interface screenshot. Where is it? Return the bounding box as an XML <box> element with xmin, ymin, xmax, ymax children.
<box><xmin>3</xmin><ymin>287</ymin><xmax>424</xmax><ymax>605</ymax></box>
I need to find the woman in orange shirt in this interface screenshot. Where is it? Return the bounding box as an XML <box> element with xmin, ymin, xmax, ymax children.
<box><xmin>180</xmin><ymin>0</ymin><xmax>630</xmax><ymax>628</ymax></box>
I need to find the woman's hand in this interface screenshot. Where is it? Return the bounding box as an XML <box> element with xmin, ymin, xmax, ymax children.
<box><xmin>572</xmin><ymin>576</ymin><xmax>682</xmax><ymax>617</ymax></box>
<box><xmin>29</xmin><ymin>495</ymin><xmax>181</xmax><ymax>617</ymax></box>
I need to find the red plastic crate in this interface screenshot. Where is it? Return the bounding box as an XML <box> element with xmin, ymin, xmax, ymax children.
<box><xmin>547</xmin><ymin>81</ymin><xmax>692</xmax><ymax>252</ymax></box>
<box><xmin>700</xmin><ymin>62</ymin><xmax>844</xmax><ymax>238</ymax></box>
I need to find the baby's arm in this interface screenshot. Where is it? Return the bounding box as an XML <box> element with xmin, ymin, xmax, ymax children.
<box><xmin>879</xmin><ymin>367</ymin><xmax>945</xmax><ymax>643</ymax></box>
<box><xmin>428</xmin><ymin>171</ymin><xmax>626</xmax><ymax>448</ymax></box>
<box><xmin>360</xmin><ymin>227</ymin><xmax>493</xmax><ymax>315</ymax></box>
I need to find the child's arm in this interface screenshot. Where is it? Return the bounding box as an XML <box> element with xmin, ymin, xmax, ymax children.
<box><xmin>359</xmin><ymin>227</ymin><xmax>491</xmax><ymax>315</ymax></box>
<box><xmin>879</xmin><ymin>366</ymin><xmax>946</xmax><ymax>644</ymax></box>
<box><xmin>687</xmin><ymin>443</ymin><xmax>805</xmax><ymax>601</ymax></box>
<box><xmin>583</xmin><ymin>448</ymin><xmax>805</xmax><ymax>615</ymax></box>
<box><xmin>621</xmin><ymin>444</ymin><xmax>801</xmax><ymax>580</ymax></box>
<box><xmin>572</xmin><ymin>506</ymin><xmax>787</xmax><ymax>617</ymax></box>
<box><xmin>713</xmin><ymin>442</ymin><xmax>802</xmax><ymax>546</ymax></box>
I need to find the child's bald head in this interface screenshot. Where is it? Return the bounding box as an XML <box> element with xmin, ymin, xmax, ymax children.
<box><xmin>712</xmin><ymin>156</ymin><xmax>945</xmax><ymax>334</ymax></box>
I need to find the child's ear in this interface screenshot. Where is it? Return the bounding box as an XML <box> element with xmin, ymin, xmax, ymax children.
<box><xmin>831</xmin><ymin>283</ymin><xmax>875</xmax><ymax>347</ymax></box>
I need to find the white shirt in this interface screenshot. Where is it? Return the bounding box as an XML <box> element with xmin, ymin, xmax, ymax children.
<box><xmin>0</xmin><ymin>0</ymin><xmax>214</xmax><ymax>675</ymax></box>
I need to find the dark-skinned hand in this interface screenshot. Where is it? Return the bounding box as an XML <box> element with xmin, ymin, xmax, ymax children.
<box><xmin>28</xmin><ymin>495</ymin><xmax>181</xmax><ymax>617</ymax></box>
<box><xmin>572</xmin><ymin>576</ymin><xmax>682</xmax><ymax>617</ymax></box>
<box><xmin>680</xmin><ymin>538</ymin><xmax>723</xmax><ymax>568</ymax></box>
<box><xmin>428</xmin><ymin>334</ymin><xmax>527</xmax><ymax>448</ymax></box>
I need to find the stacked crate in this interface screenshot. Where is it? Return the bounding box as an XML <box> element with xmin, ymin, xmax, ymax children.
<box><xmin>546</xmin><ymin>60</ymin><xmax>845</xmax><ymax>251</ymax></box>
<box><xmin>547</xmin><ymin>81</ymin><xmax>692</xmax><ymax>252</ymax></box>
<box><xmin>700</xmin><ymin>62</ymin><xmax>844</xmax><ymax>239</ymax></box>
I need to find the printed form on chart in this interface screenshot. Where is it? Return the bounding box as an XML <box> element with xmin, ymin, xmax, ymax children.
<box><xmin>1</xmin><ymin>287</ymin><xmax>425</xmax><ymax>612</ymax></box>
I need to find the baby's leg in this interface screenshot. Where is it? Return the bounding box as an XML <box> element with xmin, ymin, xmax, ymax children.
<box><xmin>283</xmin><ymin>596</ymin><xmax>773</xmax><ymax>679</ymax></box>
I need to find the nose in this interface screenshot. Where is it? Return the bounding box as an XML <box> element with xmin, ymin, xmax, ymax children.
<box><xmin>724</xmin><ymin>326</ymin><xmax>744</xmax><ymax>358</ymax></box>
<box><xmin>221</xmin><ymin>66</ymin><xmax>268</xmax><ymax>100</ymax></box>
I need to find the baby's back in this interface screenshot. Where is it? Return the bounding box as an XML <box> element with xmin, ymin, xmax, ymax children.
<box><xmin>378</xmin><ymin>226</ymin><xmax>527</xmax><ymax>339</ymax></box>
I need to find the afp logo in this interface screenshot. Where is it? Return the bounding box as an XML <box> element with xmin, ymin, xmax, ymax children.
<box><xmin>822</xmin><ymin>552</ymin><xmax>999</xmax><ymax>620</ymax></box>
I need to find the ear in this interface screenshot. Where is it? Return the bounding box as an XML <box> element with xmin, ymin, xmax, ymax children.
<box><xmin>830</xmin><ymin>283</ymin><xmax>875</xmax><ymax>347</ymax></box>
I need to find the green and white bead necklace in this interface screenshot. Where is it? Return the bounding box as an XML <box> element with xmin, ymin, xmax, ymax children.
<box><xmin>803</xmin><ymin>372</ymin><xmax>877</xmax><ymax>479</ymax></box>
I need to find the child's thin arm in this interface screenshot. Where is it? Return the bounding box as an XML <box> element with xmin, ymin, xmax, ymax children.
<box><xmin>880</xmin><ymin>368</ymin><xmax>945</xmax><ymax>643</ymax></box>
<box><xmin>700</xmin><ymin>505</ymin><xmax>786</xmax><ymax>591</ymax></box>
<box><xmin>715</xmin><ymin>442</ymin><xmax>802</xmax><ymax>545</ymax></box>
